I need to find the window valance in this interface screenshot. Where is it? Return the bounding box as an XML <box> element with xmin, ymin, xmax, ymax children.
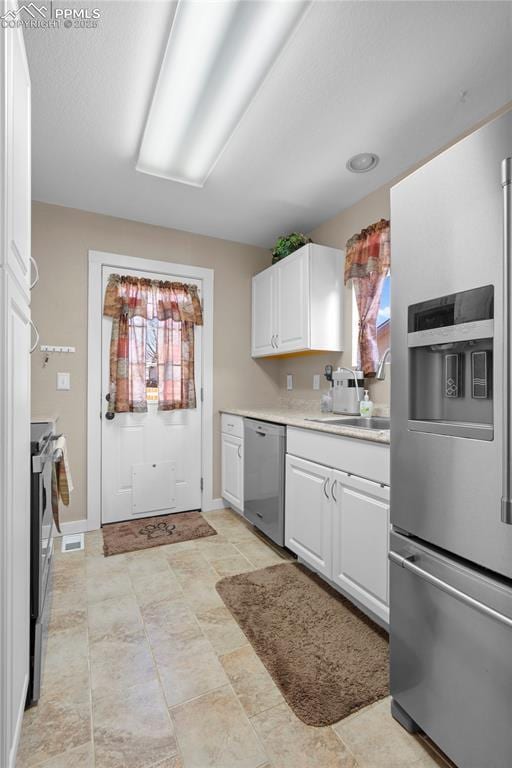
<box><xmin>344</xmin><ymin>219</ymin><xmax>390</xmax><ymax>284</ymax></box>
<box><xmin>103</xmin><ymin>273</ymin><xmax>203</xmax><ymax>325</ymax></box>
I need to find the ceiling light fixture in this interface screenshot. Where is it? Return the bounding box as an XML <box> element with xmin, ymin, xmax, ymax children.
<box><xmin>346</xmin><ymin>153</ymin><xmax>380</xmax><ymax>173</ymax></box>
<box><xmin>137</xmin><ymin>0</ymin><xmax>310</xmax><ymax>188</ymax></box>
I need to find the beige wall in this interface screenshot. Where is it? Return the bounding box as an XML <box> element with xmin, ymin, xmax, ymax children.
<box><xmin>31</xmin><ymin>202</ymin><xmax>281</xmax><ymax>523</ymax></box>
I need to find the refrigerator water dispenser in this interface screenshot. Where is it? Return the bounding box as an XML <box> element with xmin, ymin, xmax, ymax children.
<box><xmin>407</xmin><ymin>285</ymin><xmax>494</xmax><ymax>440</ymax></box>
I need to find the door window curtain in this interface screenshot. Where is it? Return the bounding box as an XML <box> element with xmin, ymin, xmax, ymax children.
<box><xmin>344</xmin><ymin>219</ymin><xmax>390</xmax><ymax>376</ymax></box>
<box><xmin>103</xmin><ymin>274</ymin><xmax>203</xmax><ymax>414</ymax></box>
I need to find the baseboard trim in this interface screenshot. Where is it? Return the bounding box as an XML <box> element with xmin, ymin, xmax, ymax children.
<box><xmin>54</xmin><ymin>519</ymin><xmax>89</xmax><ymax>536</ymax></box>
<box><xmin>202</xmin><ymin>497</ymin><xmax>228</xmax><ymax>512</ymax></box>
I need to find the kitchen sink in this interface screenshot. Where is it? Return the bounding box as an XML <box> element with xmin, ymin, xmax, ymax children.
<box><xmin>307</xmin><ymin>416</ymin><xmax>391</xmax><ymax>430</ymax></box>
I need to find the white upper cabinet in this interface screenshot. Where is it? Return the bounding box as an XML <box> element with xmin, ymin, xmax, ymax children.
<box><xmin>276</xmin><ymin>251</ymin><xmax>309</xmax><ymax>352</ymax></box>
<box><xmin>251</xmin><ymin>266</ymin><xmax>276</xmax><ymax>357</ymax></box>
<box><xmin>251</xmin><ymin>244</ymin><xmax>344</xmax><ymax>357</ymax></box>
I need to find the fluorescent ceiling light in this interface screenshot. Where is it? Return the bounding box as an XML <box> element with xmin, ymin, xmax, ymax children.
<box><xmin>137</xmin><ymin>0</ymin><xmax>310</xmax><ymax>187</ymax></box>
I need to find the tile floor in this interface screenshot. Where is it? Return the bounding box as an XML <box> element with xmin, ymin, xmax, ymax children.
<box><xmin>16</xmin><ymin>508</ymin><xmax>450</xmax><ymax>768</ymax></box>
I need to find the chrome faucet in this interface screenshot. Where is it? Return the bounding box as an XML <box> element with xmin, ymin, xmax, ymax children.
<box><xmin>376</xmin><ymin>348</ymin><xmax>391</xmax><ymax>380</ymax></box>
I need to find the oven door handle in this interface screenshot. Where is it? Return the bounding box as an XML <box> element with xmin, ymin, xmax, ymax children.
<box><xmin>29</xmin><ymin>320</ymin><xmax>39</xmax><ymax>354</ymax></box>
<box><xmin>389</xmin><ymin>551</ymin><xmax>512</xmax><ymax>629</ymax></box>
<box><xmin>29</xmin><ymin>256</ymin><xmax>39</xmax><ymax>290</ymax></box>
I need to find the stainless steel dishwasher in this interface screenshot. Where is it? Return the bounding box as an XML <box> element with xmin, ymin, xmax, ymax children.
<box><xmin>243</xmin><ymin>419</ymin><xmax>285</xmax><ymax>547</ymax></box>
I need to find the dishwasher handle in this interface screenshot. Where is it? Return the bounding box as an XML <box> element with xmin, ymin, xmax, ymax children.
<box><xmin>389</xmin><ymin>551</ymin><xmax>512</xmax><ymax>629</ymax></box>
<box><xmin>244</xmin><ymin>419</ymin><xmax>286</xmax><ymax>440</ymax></box>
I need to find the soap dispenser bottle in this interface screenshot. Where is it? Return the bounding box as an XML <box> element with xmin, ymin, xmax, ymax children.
<box><xmin>359</xmin><ymin>389</ymin><xmax>374</xmax><ymax>418</ymax></box>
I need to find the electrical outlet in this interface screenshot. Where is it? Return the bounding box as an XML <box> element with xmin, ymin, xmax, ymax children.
<box><xmin>286</xmin><ymin>374</ymin><xmax>293</xmax><ymax>391</ymax></box>
<box><xmin>313</xmin><ymin>374</ymin><xmax>320</xmax><ymax>390</ymax></box>
<box><xmin>57</xmin><ymin>372</ymin><xmax>71</xmax><ymax>390</ymax></box>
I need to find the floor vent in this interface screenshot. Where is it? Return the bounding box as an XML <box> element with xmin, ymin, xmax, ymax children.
<box><xmin>61</xmin><ymin>533</ymin><xmax>85</xmax><ymax>553</ymax></box>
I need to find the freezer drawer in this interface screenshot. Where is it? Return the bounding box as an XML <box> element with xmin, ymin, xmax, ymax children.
<box><xmin>244</xmin><ymin>419</ymin><xmax>285</xmax><ymax>546</ymax></box>
<box><xmin>390</xmin><ymin>531</ymin><xmax>512</xmax><ymax>768</ymax></box>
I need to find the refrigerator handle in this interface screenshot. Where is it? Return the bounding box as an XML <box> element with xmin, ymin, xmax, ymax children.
<box><xmin>502</xmin><ymin>157</ymin><xmax>512</xmax><ymax>524</ymax></box>
<box><xmin>389</xmin><ymin>551</ymin><xmax>512</xmax><ymax>629</ymax></box>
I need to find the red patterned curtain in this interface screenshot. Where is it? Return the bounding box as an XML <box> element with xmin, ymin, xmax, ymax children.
<box><xmin>103</xmin><ymin>275</ymin><xmax>203</xmax><ymax>414</ymax></box>
<box><xmin>344</xmin><ymin>220</ymin><xmax>390</xmax><ymax>376</ymax></box>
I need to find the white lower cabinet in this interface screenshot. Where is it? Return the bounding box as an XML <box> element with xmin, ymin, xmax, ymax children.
<box><xmin>221</xmin><ymin>433</ymin><xmax>244</xmax><ymax>513</ymax></box>
<box><xmin>331</xmin><ymin>470</ymin><xmax>389</xmax><ymax>620</ymax></box>
<box><xmin>284</xmin><ymin>455</ymin><xmax>332</xmax><ymax>577</ymax></box>
<box><xmin>286</xmin><ymin>453</ymin><xmax>390</xmax><ymax>624</ymax></box>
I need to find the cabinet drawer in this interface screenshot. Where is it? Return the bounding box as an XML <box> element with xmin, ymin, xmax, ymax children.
<box><xmin>221</xmin><ymin>413</ymin><xmax>244</xmax><ymax>438</ymax></box>
<box><xmin>339</xmin><ymin>472</ymin><xmax>390</xmax><ymax>502</ymax></box>
<box><xmin>287</xmin><ymin>427</ymin><xmax>389</xmax><ymax>486</ymax></box>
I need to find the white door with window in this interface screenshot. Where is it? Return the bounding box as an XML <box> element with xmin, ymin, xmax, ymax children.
<box><xmin>101</xmin><ymin>266</ymin><xmax>202</xmax><ymax>524</ymax></box>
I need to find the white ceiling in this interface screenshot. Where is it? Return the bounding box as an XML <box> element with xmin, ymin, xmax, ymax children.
<box><xmin>26</xmin><ymin>1</ymin><xmax>512</xmax><ymax>247</ymax></box>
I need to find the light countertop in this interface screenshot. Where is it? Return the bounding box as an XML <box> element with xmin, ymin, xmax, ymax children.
<box><xmin>220</xmin><ymin>407</ymin><xmax>390</xmax><ymax>445</ymax></box>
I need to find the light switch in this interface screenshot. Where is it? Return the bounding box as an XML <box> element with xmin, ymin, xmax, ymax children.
<box><xmin>313</xmin><ymin>374</ymin><xmax>320</xmax><ymax>390</ymax></box>
<box><xmin>57</xmin><ymin>372</ymin><xmax>71</xmax><ymax>390</ymax></box>
<box><xmin>286</xmin><ymin>374</ymin><xmax>293</xmax><ymax>391</ymax></box>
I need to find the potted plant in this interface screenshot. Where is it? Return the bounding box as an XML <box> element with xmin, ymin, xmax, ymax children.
<box><xmin>271</xmin><ymin>233</ymin><xmax>312</xmax><ymax>264</ymax></box>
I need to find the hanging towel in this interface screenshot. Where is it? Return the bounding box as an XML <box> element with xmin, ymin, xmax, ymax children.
<box><xmin>55</xmin><ymin>434</ymin><xmax>74</xmax><ymax>506</ymax></box>
<box><xmin>51</xmin><ymin>461</ymin><xmax>61</xmax><ymax>533</ymax></box>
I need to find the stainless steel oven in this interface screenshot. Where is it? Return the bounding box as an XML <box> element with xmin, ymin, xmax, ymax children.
<box><xmin>27</xmin><ymin>422</ymin><xmax>56</xmax><ymax>706</ymax></box>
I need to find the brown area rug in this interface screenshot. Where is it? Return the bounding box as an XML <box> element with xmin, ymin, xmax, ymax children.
<box><xmin>216</xmin><ymin>562</ymin><xmax>389</xmax><ymax>726</ymax></box>
<box><xmin>102</xmin><ymin>510</ymin><xmax>217</xmax><ymax>556</ymax></box>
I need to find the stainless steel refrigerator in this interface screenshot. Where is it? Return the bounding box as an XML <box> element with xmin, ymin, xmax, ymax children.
<box><xmin>390</xmin><ymin>110</ymin><xmax>512</xmax><ymax>768</ymax></box>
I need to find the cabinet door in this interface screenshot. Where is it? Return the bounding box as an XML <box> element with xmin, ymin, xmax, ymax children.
<box><xmin>2</xmin><ymin>272</ymin><xmax>31</xmax><ymax>767</ymax></box>
<box><xmin>332</xmin><ymin>471</ymin><xmax>389</xmax><ymax>622</ymax></box>
<box><xmin>5</xmin><ymin>24</ymin><xmax>31</xmax><ymax>295</ymax></box>
<box><xmin>251</xmin><ymin>268</ymin><xmax>276</xmax><ymax>357</ymax></box>
<box><xmin>285</xmin><ymin>454</ymin><xmax>331</xmax><ymax>577</ymax></box>
<box><xmin>276</xmin><ymin>249</ymin><xmax>309</xmax><ymax>352</ymax></box>
<box><xmin>221</xmin><ymin>433</ymin><xmax>244</xmax><ymax>512</ymax></box>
